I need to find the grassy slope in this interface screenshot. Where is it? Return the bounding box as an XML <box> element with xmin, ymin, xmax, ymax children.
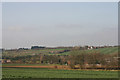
<box><xmin>2</xmin><ymin>68</ymin><xmax>118</xmax><ymax>78</ymax></box>
<box><xmin>2</xmin><ymin>47</ymin><xmax>118</xmax><ymax>57</ymax></box>
<box><xmin>85</xmin><ymin>47</ymin><xmax>118</xmax><ymax>54</ymax></box>
<box><xmin>60</xmin><ymin>47</ymin><xmax>118</xmax><ymax>55</ymax></box>
<box><xmin>2</xmin><ymin>49</ymin><xmax>65</xmax><ymax>57</ymax></box>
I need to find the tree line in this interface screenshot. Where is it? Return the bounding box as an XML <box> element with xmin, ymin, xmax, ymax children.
<box><xmin>2</xmin><ymin>50</ymin><xmax>119</xmax><ymax>70</ymax></box>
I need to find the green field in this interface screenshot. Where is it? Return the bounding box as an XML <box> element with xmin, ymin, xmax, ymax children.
<box><xmin>60</xmin><ymin>47</ymin><xmax>118</xmax><ymax>55</ymax></box>
<box><xmin>2</xmin><ymin>64</ymin><xmax>60</xmax><ymax>67</ymax></box>
<box><xmin>2</xmin><ymin>47</ymin><xmax>118</xmax><ymax>57</ymax></box>
<box><xmin>2</xmin><ymin>67</ymin><xmax>118</xmax><ymax>78</ymax></box>
<box><xmin>85</xmin><ymin>47</ymin><xmax>118</xmax><ymax>54</ymax></box>
<box><xmin>2</xmin><ymin>48</ymin><xmax>65</xmax><ymax>57</ymax></box>
<box><xmin>46</xmin><ymin>47</ymin><xmax>118</xmax><ymax>55</ymax></box>
<box><xmin>2</xmin><ymin>47</ymin><xmax>119</xmax><ymax>78</ymax></box>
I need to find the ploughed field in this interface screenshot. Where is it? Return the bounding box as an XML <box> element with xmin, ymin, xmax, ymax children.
<box><xmin>2</xmin><ymin>67</ymin><xmax>118</xmax><ymax>78</ymax></box>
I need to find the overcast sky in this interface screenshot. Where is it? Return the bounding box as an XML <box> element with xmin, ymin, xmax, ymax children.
<box><xmin>2</xmin><ymin>2</ymin><xmax>118</xmax><ymax>49</ymax></box>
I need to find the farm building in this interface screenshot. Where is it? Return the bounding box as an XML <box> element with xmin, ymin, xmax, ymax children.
<box><xmin>6</xmin><ymin>59</ymin><xmax>11</xmax><ymax>63</ymax></box>
<box><xmin>2</xmin><ymin>59</ymin><xmax>11</xmax><ymax>63</ymax></box>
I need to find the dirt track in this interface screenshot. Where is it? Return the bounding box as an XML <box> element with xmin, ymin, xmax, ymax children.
<box><xmin>2</xmin><ymin>65</ymin><xmax>70</xmax><ymax>69</ymax></box>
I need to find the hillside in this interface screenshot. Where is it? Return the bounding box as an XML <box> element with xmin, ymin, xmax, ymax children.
<box><xmin>2</xmin><ymin>47</ymin><xmax>118</xmax><ymax>57</ymax></box>
<box><xmin>57</xmin><ymin>47</ymin><xmax>118</xmax><ymax>55</ymax></box>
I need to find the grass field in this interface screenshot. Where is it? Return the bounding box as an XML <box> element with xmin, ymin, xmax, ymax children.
<box><xmin>2</xmin><ymin>47</ymin><xmax>119</xmax><ymax>78</ymax></box>
<box><xmin>2</xmin><ymin>67</ymin><xmax>118</xmax><ymax>78</ymax></box>
<box><xmin>2</xmin><ymin>64</ymin><xmax>60</xmax><ymax>67</ymax></box>
<box><xmin>60</xmin><ymin>47</ymin><xmax>118</xmax><ymax>55</ymax></box>
<box><xmin>2</xmin><ymin>47</ymin><xmax>118</xmax><ymax>57</ymax></box>
<box><xmin>85</xmin><ymin>47</ymin><xmax>118</xmax><ymax>54</ymax></box>
<box><xmin>2</xmin><ymin>48</ymin><xmax>65</xmax><ymax>57</ymax></box>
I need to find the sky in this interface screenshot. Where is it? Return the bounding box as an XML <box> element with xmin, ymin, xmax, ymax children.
<box><xmin>2</xmin><ymin>2</ymin><xmax>118</xmax><ymax>49</ymax></box>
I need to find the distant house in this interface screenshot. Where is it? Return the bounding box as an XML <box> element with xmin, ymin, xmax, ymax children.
<box><xmin>88</xmin><ymin>46</ymin><xmax>93</xmax><ymax>50</ymax></box>
<box><xmin>2</xmin><ymin>59</ymin><xmax>6</xmax><ymax>63</ymax></box>
<box><xmin>1</xmin><ymin>59</ymin><xmax>11</xmax><ymax>63</ymax></box>
<box><xmin>96</xmin><ymin>64</ymin><xmax>102</xmax><ymax>67</ymax></box>
<box><xmin>1</xmin><ymin>60</ymin><xmax>3</xmax><ymax>63</ymax></box>
<box><xmin>6</xmin><ymin>59</ymin><xmax>11</xmax><ymax>63</ymax></box>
